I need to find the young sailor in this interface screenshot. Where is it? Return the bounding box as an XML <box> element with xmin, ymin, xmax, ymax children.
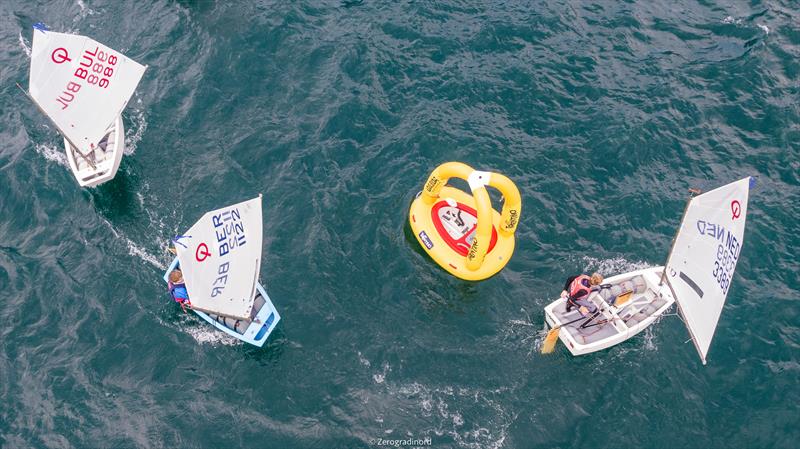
<box><xmin>168</xmin><ymin>269</ymin><xmax>191</xmax><ymax>311</ymax></box>
<box><xmin>561</xmin><ymin>272</ymin><xmax>604</xmax><ymax>316</ymax></box>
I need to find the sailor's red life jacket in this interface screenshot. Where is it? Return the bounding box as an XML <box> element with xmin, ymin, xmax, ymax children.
<box><xmin>568</xmin><ymin>275</ymin><xmax>593</xmax><ymax>301</ymax></box>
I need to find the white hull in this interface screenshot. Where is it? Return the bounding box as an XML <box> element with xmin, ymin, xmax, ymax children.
<box><xmin>64</xmin><ymin>115</ymin><xmax>125</xmax><ymax>187</ymax></box>
<box><xmin>543</xmin><ymin>266</ymin><xmax>675</xmax><ymax>356</ymax></box>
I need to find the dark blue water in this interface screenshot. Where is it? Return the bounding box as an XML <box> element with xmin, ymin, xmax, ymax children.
<box><xmin>1</xmin><ymin>1</ymin><xmax>798</xmax><ymax>448</ymax></box>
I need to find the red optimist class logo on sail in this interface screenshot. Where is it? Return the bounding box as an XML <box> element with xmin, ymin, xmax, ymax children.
<box><xmin>195</xmin><ymin>243</ymin><xmax>211</xmax><ymax>262</ymax></box>
<box><xmin>730</xmin><ymin>200</ymin><xmax>741</xmax><ymax>220</ymax></box>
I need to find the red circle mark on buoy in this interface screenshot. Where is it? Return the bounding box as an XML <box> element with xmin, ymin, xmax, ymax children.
<box><xmin>195</xmin><ymin>243</ymin><xmax>211</xmax><ymax>262</ymax></box>
<box><xmin>51</xmin><ymin>47</ymin><xmax>71</xmax><ymax>64</ymax></box>
<box><xmin>731</xmin><ymin>200</ymin><xmax>741</xmax><ymax>220</ymax></box>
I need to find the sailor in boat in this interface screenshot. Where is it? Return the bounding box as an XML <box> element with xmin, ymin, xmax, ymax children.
<box><xmin>167</xmin><ymin>268</ymin><xmax>191</xmax><ymax>311</ymax></box>
<box><xmin>561</xmin><ymin>272</ymin><xmax>605</xmax><ymax>316</ymax></box>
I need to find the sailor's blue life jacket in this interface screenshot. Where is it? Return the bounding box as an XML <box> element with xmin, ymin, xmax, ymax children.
<box><xmin>169</xmin><ymin>282</ymin><xmax>189</xmax><ymax>304</ymax></box>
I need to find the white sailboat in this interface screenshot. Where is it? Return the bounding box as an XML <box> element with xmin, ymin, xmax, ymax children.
<box><xmin>27</xmin><ymin>24</ymin><xmax>146</xmax><ymax>187</ymax></box>
<box><xmin>543</xmin><ymin>177</ymin><xmax>752</xmax><ymax>364</ymax></box>
<box><xmin>163</xmin><ymin>195</ymin><xmax>281</xmax><ymax>347</ymax></box>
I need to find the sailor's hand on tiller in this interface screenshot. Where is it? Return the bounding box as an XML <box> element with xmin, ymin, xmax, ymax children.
<box><xmin>579</xmin><ymin>306</ymin><xmax>589</xmax><ymax>316</ymax></box>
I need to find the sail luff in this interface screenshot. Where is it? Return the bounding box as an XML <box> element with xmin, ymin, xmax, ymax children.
<box><xmin>660</xmin><ymin>189</ymin><xmax>701</xmax><ymax>287</ymax></box>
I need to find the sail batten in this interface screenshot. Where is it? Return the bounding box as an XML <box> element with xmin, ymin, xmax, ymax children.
<box><xmin>665</xmin><ymin>177</ymin><xmax>751</xmax><ymax>363</ymax></box>
<box><xmin>28</xmin><ymin>28</ymin><xmax>146</xmax><ymax>154</ymax></box>
<box><xmin>175</xmin><ymin>196</ymin><xmax>264</xmax><ymax>320</ymax></box>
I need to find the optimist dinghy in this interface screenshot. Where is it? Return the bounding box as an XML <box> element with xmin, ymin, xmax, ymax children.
<box><xmin>543</xmin><ymin>177</ymin><xmax>752</xmax><ymax>364</ymax></box>
<box><xmin>164</xmin><ymin>195</ymin><xmax>281</xmax><ymax>347</ymax></box>
<box><xmin>26</xmin><ymin>24</ymin><xmax>146</xmax><ymax>187</ymax></box>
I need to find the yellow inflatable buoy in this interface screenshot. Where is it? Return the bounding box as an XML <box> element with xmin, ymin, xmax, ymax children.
<box><xmin>408</xmin><ymin>162</ymin><xmax>521</xmax><ymax>281</ymax></box>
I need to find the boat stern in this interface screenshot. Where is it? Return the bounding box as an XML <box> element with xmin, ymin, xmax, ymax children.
<box><xmin>543</xmin><ymin>298</ymin><xmax>586</xmax><ymax>356</ymax></box>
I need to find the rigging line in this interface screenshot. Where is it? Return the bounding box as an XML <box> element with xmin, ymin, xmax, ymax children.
<box><xmin>662</xmin><ymin>309</ymin><xmax>688</xmax><ymax>326</ymax></box>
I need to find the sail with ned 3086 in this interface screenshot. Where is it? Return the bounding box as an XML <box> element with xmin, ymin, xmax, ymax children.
<box><xmin>665</xmin><ymin>177</ymin><xmax>751</xmax><ymax>364</ymax></box>
<box><xmin>28</xmin><ymin>27</ymin><xmax>146</xmax><ymax>154</ymax></box>
<box><xmin>175</xmin><ymin>196</ymin><xmax>263</xmax><ymax>321</ymax></box>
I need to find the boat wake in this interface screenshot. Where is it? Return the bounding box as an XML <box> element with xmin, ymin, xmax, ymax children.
<box><xmin>581</xmin><ymin>255</ymin><xmax>652</xmax><ymax>276</ymax></box>
<box><xmin>641</xmin><ymin>326</ymin><xmax>658</xmax><ymax>351</ymax></box>
<box><xmin>123</xmin><ymin>238</ymin><xmax>165</xmax><ymax>270</ymax></box>
<box><xmin>154</xmin><ymin>315</ymin><xmax>239</xmax><ymax>346</ymax></box>
<box><xmin>180</xmin><ymin>323</ymin><xmax>239</xmax><ymax>346</ymax></box>
<box><xmin>123</xmin><ymin>104</ymin><xmax>147</xmax><ymax>155</ymax></box>
<box><xmin>722</xmin><ymin>15</ymin><xmax>769</xmax><ymax>34</ymax></box>
<box><xmin>34</xmin><ymin>142</ymin><xmax>68</xmax><ymax>167</ymax></box>
<box><xmin>357</xmin><ymin>353</ymin><xmax>514</xmax><ymax>449</ymax></box>
<box><xmin>75</xmin><ymin>0</ymin><xmax>97</xmax><ymax>20</ymax></box>
<box><xmin>500</xmin><ymin>308</ymin><xmax>541</xmax><ymax>356</ymax></box>
<box><xmin>17</xmin><ymin>31</ymin><xmax>31</xmax><ymax>57</ymax></box>
<box><xmin>594</xmin><ymin>326</ymin><xmax>663</xmax><ymax>367</ymax></box>
<box><xmin>98</xmin><ymin>217</ymin><xmax>166</xmax><ymax>270</ymax></box>
<box><xmin>389</xmin><ymin>381</ymin><xmax>512</xmax><ymax>449</ymax></box>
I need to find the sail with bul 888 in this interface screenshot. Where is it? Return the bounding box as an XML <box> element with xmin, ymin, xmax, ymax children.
<box><xmin>28</xmin><ymin>27</ymin><xmax>146</xmax><ymax>154</ymax></box>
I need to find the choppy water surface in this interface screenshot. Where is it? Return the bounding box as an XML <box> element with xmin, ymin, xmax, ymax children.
<box><xmin>1</xmin><ymin>1</ymin><xmax>798</xmax><ymax>448</ymax></box>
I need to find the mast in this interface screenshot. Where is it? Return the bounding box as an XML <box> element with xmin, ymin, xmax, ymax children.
<box><xmin>659</xmin><ymin>187</ymin><xmax>706</xmax><ymax>364</ymax></box>
<box><xmin>659</xmin><ymin>187</ymin><xmax>701</xmax><ymax>287</ymax></box>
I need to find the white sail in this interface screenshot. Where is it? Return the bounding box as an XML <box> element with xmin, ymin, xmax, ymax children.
<box><xmin>28</xmin><ymin>27</ymin><xmax>146</xmax><ymax>154</ymax></box>
<box><xmin>665</xmin><ymin>177</ymin><xmax>751</xmax><ymax>364</ymax></box>
<box><xmin>175</xmin><ymin>196</ymin><xmax>263</xmax><ymax>320</ymax></box>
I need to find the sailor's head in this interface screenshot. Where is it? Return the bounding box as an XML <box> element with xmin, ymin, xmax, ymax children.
<box><xmin>169</xmin><ymin>269</ymin><xmax>184</xmax><ymax>284</ymax></box>
<box><xmin>590</xmin><ymin>272</ymin><xmax>603</xmax><ymax>285</ymax></box>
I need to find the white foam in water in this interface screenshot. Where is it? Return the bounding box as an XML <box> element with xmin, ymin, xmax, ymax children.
<box><xmin>18</xmin><ymin>31</ymin><xmax>31</xmax><ymax>57</ymax></box>
<box><xmin>581</xmin><ymin>255</ymin><xmax>652</xmax><ymax>276</ymax></box>
<box><xmin>373</xmin><ymin>362</ymin><xmax>390</xmax><ymax>384</ymax></box>
<box><xmin>182</xmin><ymin>325</ymin><xmax>239</xmax><ymax>346</ymax></box>
<box><xmin>124</xmin><ymin>238</ymin><xmax>165</xmax><ymax>270</ymax></box>
<box><xmin>123</xmin><ymin>106</ymin><xmax>147</xmax><ymax>155</ymax></box>
<box><xmin>388</xmin><ymin>382</ymin><xmax>512</xmax><ymax>449</ymax></box>
<box><xmin>139</xmin><ymin>181</ymin><xmax>176</xmax><ymax>238</ymax></box>
<box><xmin>758</xmin><ymin>24</ymin><xmax>770</xmax><ymax>34</ymax></box>
<box><xmin>34</xmin><ymin>142</ymin><xmax>69</xmax><ymax>167</ymax></box>
<box><xmin>156</xmin><ymin>315</ymin><xmax>239</xmax><ymax>346</ymax></box>
<box><xmin>722</xmin><ymin>16</ymin><xmax>742</xmax><ymax>25</ymax></box>
<box><xmin>98</xmin><ymin>217</ymin><xmax>167</xmax><ymax>270</ymax></box>
<box><xmin>75</xmin><ymin>0</ymin><xmax>96</xmax><ymax>19</ymax></box>
<box><xmin>641</xmin><ymin>326</ymin><xmax>657</xmax><ymax>351</ymax></box>
<box><xmin>501</xmin><ymin>309</ymin><xmax>540</xmax><ymax>356</ymax></box>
